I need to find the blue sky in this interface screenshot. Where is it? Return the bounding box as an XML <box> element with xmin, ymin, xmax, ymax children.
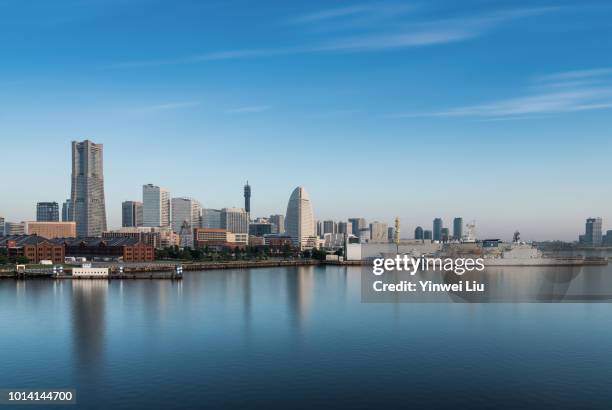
<box><xmin>1</xmin><ymin>0</ymin><xmax>611</xmax><ymax>240</ymax></box>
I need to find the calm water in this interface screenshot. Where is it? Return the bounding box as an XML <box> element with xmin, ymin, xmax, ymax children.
<box><xmin>2</xmin><ymin>265</ymin><xmax>612</xmax><ymax>409</ymax></box>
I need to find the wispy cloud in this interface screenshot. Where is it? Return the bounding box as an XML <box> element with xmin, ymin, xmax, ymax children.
<box><xmin>226</xmin><ymin>105</ymin><xmax>271</xmax><ymax>114</ymax></box>
<box><xmin>106</xmin><ymin>6</ymin><xmax>559</xmax><ymax>69</ymax></box>
<box><xmin>392</xmin><ymin>69</ymin><xmax>612</xmax><ymax>119</ymax></box>
<box><xmin>538</xmin><ymin>67</ymin><xmax>612</xmax><ymax>83</ymax></box>
<box><xmin>290</xmin><ymin>4</ymin><xmax>377</xmax><ymax>24</ymax></box>
<box><xmin>133</xmin><ymin>101</ymin><xmax>200</xmax><ymax>113</ymax></box>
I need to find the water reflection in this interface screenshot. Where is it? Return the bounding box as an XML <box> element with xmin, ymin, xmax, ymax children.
<box><xmin>71</xmin><ymin>280</ymin><xmax>107</xmax><ymax>383</ymax></box>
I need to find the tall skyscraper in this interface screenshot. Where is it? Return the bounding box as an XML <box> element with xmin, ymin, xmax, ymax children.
<box><xmin>36</xmin><ymin>202</ymin><xmax>59</xmax><ymax>222</ymax></box>
<box><xmin>369</xmin><ymin>222</ymin><xmax>388</xmax><ymax>242</ymax></box>
<box><xmin>70</xmin><ymin>140</ymin><xmax>107</xmax><ymax>237</ymax></box>
<box><xmin>171</xmin><ymin>198</ymin><xmax>201</xmax><ymax>234</ymax></box>
<box><xmin>0</xmin><ymin>216</ymin><xmax>5</xmax><ymax>236</ymax></box>
<box><xmin>453</xmin><ymin>217</ymin><xmax>463</xmax><ymax>241</ymax></box>
<box><xmin>584</xmin><ymin>217</ymin><xmax>603</xmax><ymax>245</ymax></box>
<box><xmin>244</xmin><ymin>181</ymin><xmax>251</xmax><ymax>214</ymax></box>
<box><xmin>415</xmin><ymin>226</ymin><xmax>424</xmax><ymax>240</ymax></box>
<box><xmin>143</xmin><ymin>184</ymin><xmax>171</xmax><ymax>227</ymax></box>
<box><xmin>201</xmin><ymin>208</ymin><xmax>222</xmax><ymax>229</ymax></box>
<box><xmin>348</xmin><ymin>218</ymin><xmax>367</xmax><ymax>238</ymax></box>
<box><xmin>284</xmin><ymin>186</ymin><xmax>315</xmax><ymax>250</ymax></box>
<box><xmin>221</xmin><ymin>208</ymin><xmax>249</xmax><ymax>234</ymax></box>
<box><xmin>122</xmin><ymin>201</ymin><xmax>143</xmax><ymax>227</ymax></box>
<box><xmin>61</xmin><ymin>199</ymin><xmax>73</xmax><ymax>222</ymax></box>
<box><xmin>433</xmin><ymin>218</ymin><xmax>443</xmax><ymax>242</ymax></box>
<box><xmin>269</xmin><ymin>214</ymin><xmax>285</xmax><ymax>234</ymax></box>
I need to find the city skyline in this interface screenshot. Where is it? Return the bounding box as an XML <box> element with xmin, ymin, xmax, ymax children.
<box><xmin>1</xmin><ymin>1</ymin><xmax>612</xmax><ymax>240</ymax></box>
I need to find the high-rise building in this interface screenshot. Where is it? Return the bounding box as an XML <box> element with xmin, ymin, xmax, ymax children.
<box><xmin>284</xmin><ymin>186</ymin><xmax>316</xmax><ymax>250</ymax></box>
<box><xmin>369</xmin><ymin>222</ymin><xmax>388</xmax><ymax>242</ymax></box>
<box><xmin>61</xmin><ymin>199</ymin><xmax>73</xmax><ymax>222</ymax></box>
<box><xmin>423</xmin><ymin>230</ymin><xmax>432</xmax><ymax>240</ymax></box>
<box><xmin>603</xmin><ymin>230</ymin><xmax>612</xmax><ymax>246</ymax></box>
<box><xmin>122</xmin><ymin>201</ymin><xmax>143</xmax><ymax>227</ymax></box>
<box><xmin>171</xmin><ymin>198</ymin><xmax>201</xmax><ymax>234</ymax></box>
<box><xmin>221</xmin><ymin>208</ymin><xmax>249</xmax><ymax>234</ymax></box>
<box><xmin>415</xmin><ymin>226</ymin><xmax>424</xmax><ymax>240</ymax></box>
<box><xmin>316</xmin><ymin>220</ymin><xmax>323</xmax><ymax>237</ymax></box>
<box><xmin>348</xmin><ymin>218</ymin><xmax>367</xmax><ymax>238</ymax></box>
<box><xmin>453</xmin><ymin>217</ymin><xmax>463</xmax><ymax>241</ymax></box>
<box><xmin>70</xmin><ymin>140</ymin><xmax>107</xmax><ymax>237</ymax></box>
<box><xmin>36</xmin><ymin>202</ymin><xmax>59</xmax><ymax>222</ymax></box>
<box><xmin>143</xmin><ymin>184</ymin><xmax>170</xmax><ymax>227</ymax></box>
<box><xmin>387</xmin><ymin>227</ymin><xmax>395</xmax><ymax>243</ymax></box>
<box><xmin>337</xmin><ymin>222</ymin><xmax>351</xmax><ymax>235</ymax></box>
<box><xmin>323</xmin><ymin>220</ymin><xmax>337</xmax><ymax>235</ymax></box>
<box><xmin>201</xmin><ymin>209</ymin><xmax>222</xmax><ymax>229</ymax></box>
<box><xmin>244</xmin><ymin>181</ymin><xmax>251</xmax><ymax>214</ymax></box>
<box><xmin>433</xmin><ymin>218</ymin><xmax>443</xmax><ymax>242</ymax></box>
<box><xmin>269</xmin><ymin>214</ymin><xmax>285</xmax><ymax>234</ymax></box>
<box><xmin>441</xmin><ymin>227</ymin><xmax>450</xmax><ymax>243</ymax></box>
<box><xmin>0</xmin><ymin>216</ymin><xmax>5</xmax><ymax>236</ymax></box>
<box><xmin>584</xmin><ymin>217</ymin><xmax>603</xmax><ymax>245</ymax></box>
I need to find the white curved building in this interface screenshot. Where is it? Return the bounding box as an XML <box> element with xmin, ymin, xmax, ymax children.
<box><xmin>284</xmin><ymin>186</ymin><xmax>316</xmax><ymax>250</ymax></box>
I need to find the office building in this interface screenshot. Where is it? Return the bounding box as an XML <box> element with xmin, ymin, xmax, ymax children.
<box><xmin>36</xmin><ymin>202</ymin><xmax>59</xmax><ymax>222</ymax></box>
<box><xmin>369</xmin><ymin>222</ymin><xmax>388</xmax><ymax>242</ymax></box>
<box><xmin>5</xmin><ymin>222</ymin><xmax>25</xmax><ymax>236</ymax></box>
<box><xmin>221</xmin><ymin>208</ymin><xmax>249</xmax><ymax>234</ymax></box>
<box><xmin>453</xmin><ymin>217</ymin><xmax>463</xmax><ymax>241</ymax></box>
<box><xmin>441</xmin><ymin>227</ymin><xmax>450</xmax><ymax>243</ymax></box>
<box><xmin>0</xmin><ymin>216</ymin><xmax>4</xmax><ymax>236</ymax></box>
<box><xmin>70</xmin><ymin>140</ymin><xmax>107</xmax><ymax>237</ymax></box>
<box><xmin>269</xmin><ymin>214</ymin><xmax>285</xmax><ymax>234</ymax></box>
<box><xmin>171</xmin><ymin>198</ymin><xmax>201</xmax><ymax>234</ymax></box>
<box><xmin>323</xmin><ymin>220</ymin><xmax>337</xmax><ymax>235</ymax></box>
<box><xmin>337</xmin><ymin>222</ymin><xmax>352</xmax><ymax>235</ymax></box>
<box><xmin>433</xmin><ymin>218</ymin><xmax>443</xmax><ymax>242</ymax></box>
<box><xmin>603</xmin><ymin>230</ymin><xmax>612</xmax><ymax>246</ymax></box>
<box><xmin>193</xmin><ymin>228</ymin><xmax>247</xmax><ymax>251</ymax></box>
<box><xmin>415</xmin><ymin>226</ymin><xmax>424</xmax><ymax>240</ymax></box>
<box><xmin>424</xmin><ymin>230</ymin><xmax>433</xmax><ymax>240</ymax></box>
<box><xmin>26</xmin><ymin>221</ymin><xmax>76</xmax><ymax>239</ymax></box>
<box><xmin>201</xmin><ymin>208</ymin><xmax>222</xmax><ymax>229</ymax></box>
<box><xmin>359</xmin><ymin>228</ymin><xmax>370</xmax><ymax>243</ymax></box>
<box><xmin>583</xmin><ymin>217</ymin><xmax>603</xmax><ymax>245</ymax></box>
<box><xmin>387</xmin><ymin>227</ymin><xmax>395</xmax><ymax>243</ymax></box>
<box><xmin>249</xmin><ymin>222</ymin><xmax>273</xmax><ymax>237</ymax></box>
<box><xmin>143</xmin><ymin>184</ymin><xmax>170</xmax><ymax>227</ymax></box>
<box><xmin>244</xmin><ymin>181</ymin><xmax>251</xmax><ymax>214</ymax></box>
<box><xmin>348</xmin><ymin>218</ymin><xmax>367</xmax><ymax>238</ymax></box>
<box><xmin>284</xmin><ymin>186</ymin><xmax>316</xmax><ymax>250</ymax></box>
<box><xmin>61</xmin><ymin>199</ymin><xmax>73</xmax><ymax>222</ymax></box>
<box><xmin>122</xmin><ymin>201</ymin><xmax>143</xmax><ymax>227</ymax></box>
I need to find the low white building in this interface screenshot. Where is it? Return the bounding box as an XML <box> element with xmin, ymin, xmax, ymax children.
<box><xmin>72</xmin><ymin>266</ymin><xmax>109</xmax><ymax>277</ymax></box>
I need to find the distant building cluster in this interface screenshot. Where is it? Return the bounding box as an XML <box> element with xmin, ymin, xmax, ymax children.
<box><xmin>1</xmin><ymin>139</ymin><xmax>610</xmax><ymax>265</ymax></box>
<box><xmin>579</xmin><ymin>217</ymin><xmax>612</xmax><ymax>246</ymax></box>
